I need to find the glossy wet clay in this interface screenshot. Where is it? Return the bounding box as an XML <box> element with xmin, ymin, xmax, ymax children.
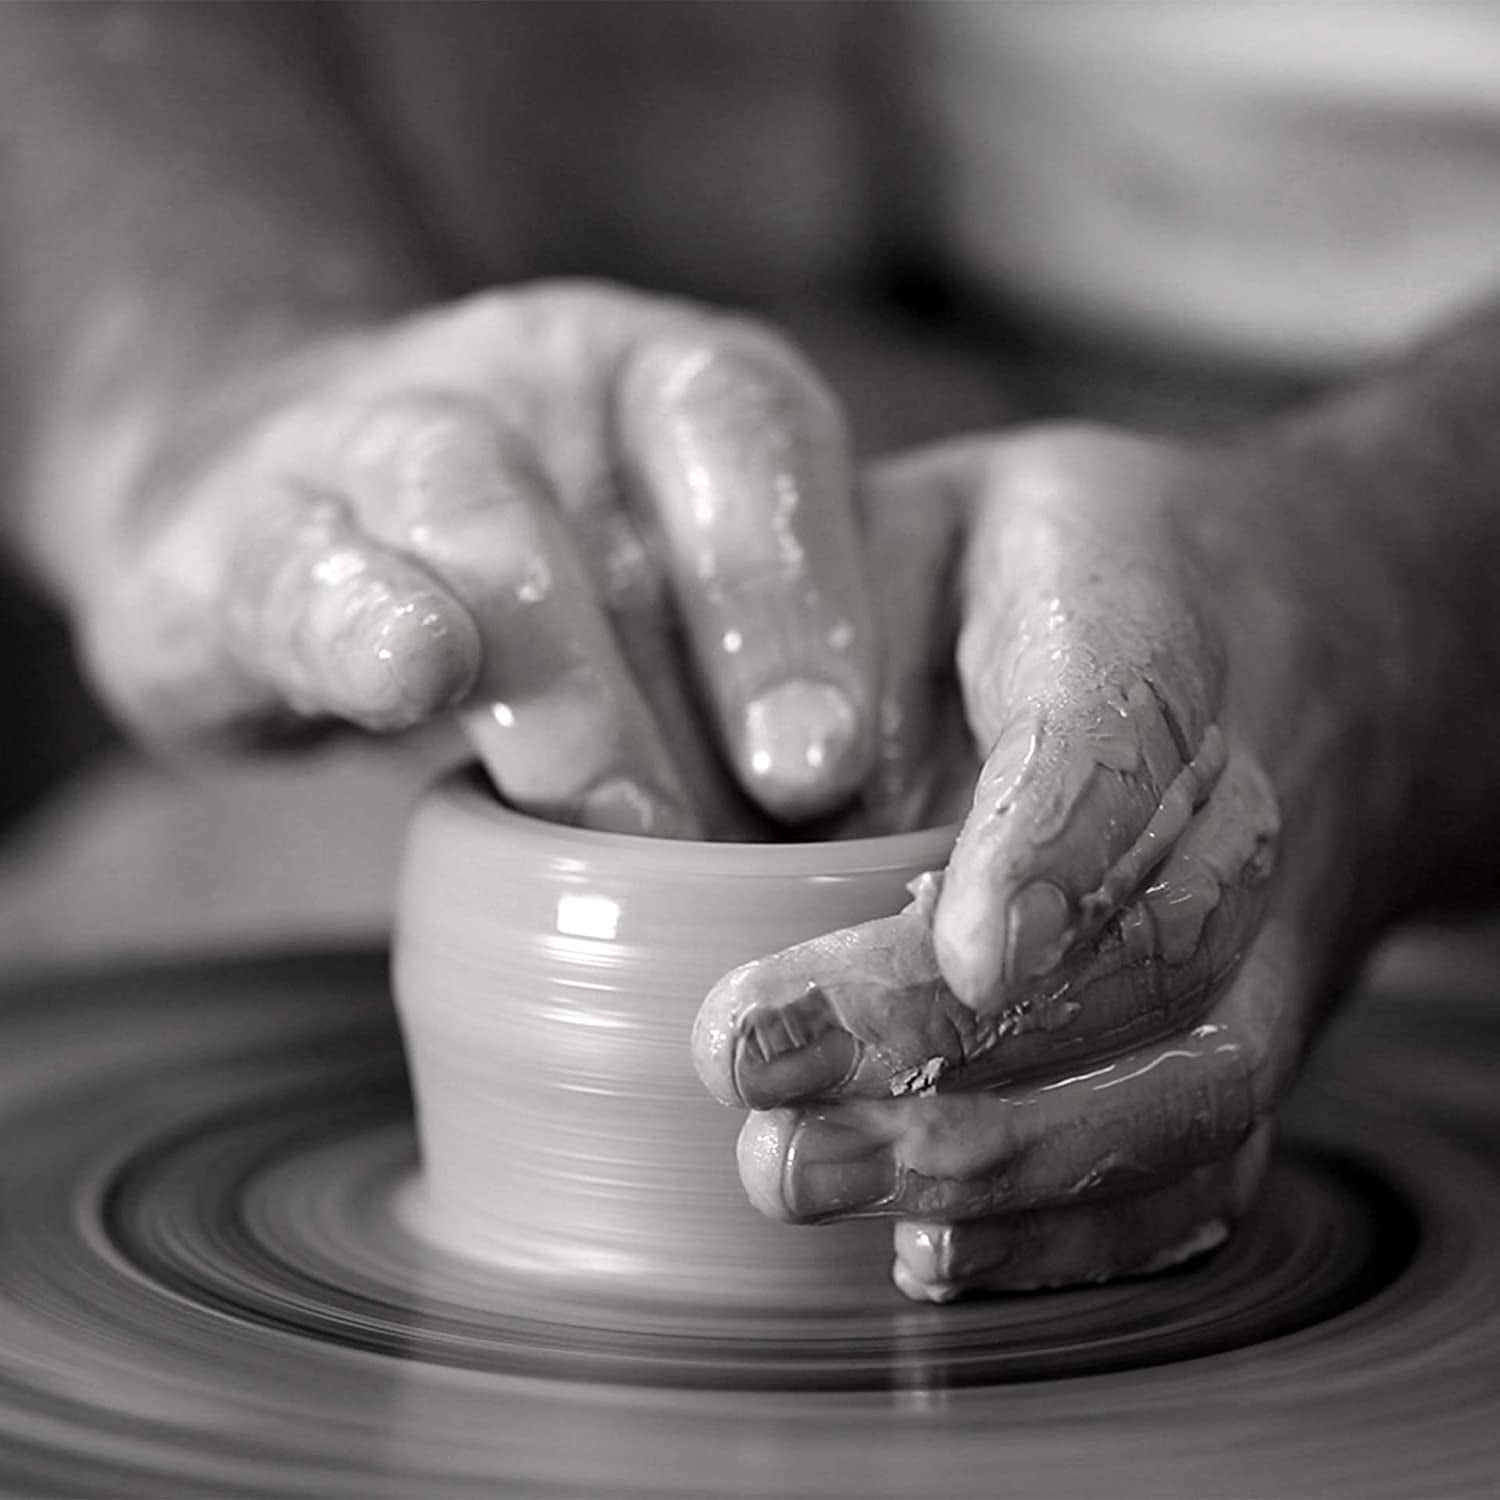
<box><xmin>393</xmin><ymin>768</ymin><xmax>953</xmax><ymax>1307</ymax></box>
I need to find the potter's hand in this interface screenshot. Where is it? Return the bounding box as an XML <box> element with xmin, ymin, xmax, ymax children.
<box><xmin>698</xmin><ymin>425</ymin><xmax>1398</xmax><ymax>1298</ymax></box>
<box><xmin>83</xmin><ymin>282</ymin><xmax>876</xmax><ymax>835</ymax></box>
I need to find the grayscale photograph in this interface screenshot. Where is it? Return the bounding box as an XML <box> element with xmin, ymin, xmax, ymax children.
<box><xmin>0</xmin><ymin>3</ymin><xmax>1494</xmax><ymax>1496</ymax></box>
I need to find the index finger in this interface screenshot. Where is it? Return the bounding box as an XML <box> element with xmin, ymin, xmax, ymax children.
<box><xmin>304</xmin><ymin>391</ymin><xmax>701</xmax><ymax>836</ymax></box>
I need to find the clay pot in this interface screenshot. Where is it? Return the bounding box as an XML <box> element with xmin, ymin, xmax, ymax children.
<box><xmin>393</xmin><ymin>767</ymin><xmax>953</xmax><ymax>1307</ymax></box>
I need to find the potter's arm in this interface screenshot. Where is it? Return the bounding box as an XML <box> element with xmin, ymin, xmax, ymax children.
<box><xmin>0</xmin><ymin>0</ymin><xmax>439</xmax><ymax>607</ymax></box>
<box><xmin>1253</xmin><ymin>305</ymin><xmax>1500</xmax><ymax>914</ymax></box>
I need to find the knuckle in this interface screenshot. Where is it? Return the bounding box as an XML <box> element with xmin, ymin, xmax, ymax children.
<box><xmin>627</xmin><ymin>316</ymin><xmax>840</xmax><ymax>434</ymax></box>
<box><xmin>475</xmin><ymin>279</ymin><xmax>699</xmax><ymax>371</ymax></box>
<box><xmin>980</xmin><ymin>422</ymin><xmax>1166</xmax><ymax>502</ymax></box>
<box><xmin>444</xmin><ymin>287</ymin><xmax>522</xmax><ymax>339</ymax></box>
<box><xmin>707</xmin><ymin>314</ymin><xmax>826</xmax><ymax>388</ymax></box>
<box><xmin>344</xmin><ymin>392</ymin><xmax>494</xmax><ymax>479</ymax></box>
<box><xmin>516</xmin><ymin>276</ymin><xmax>658</xmax><ymax>321</ymax></box>
<box><xmin>455</xmin><ymin>282</ymin><xmax>614</xmax><ymax>354</ymax></box>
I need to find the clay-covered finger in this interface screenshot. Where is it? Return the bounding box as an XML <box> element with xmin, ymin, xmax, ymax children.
<box><xmin>892</xmin><ymin>1126</ymin><xmax>1271</xmax><ymax>1301</ymax></box>
<box><xmin>839</xmin><ymin>451</ymin><xmax>974</xmax><ymax>835</ymax></box>
<box><xmin>224</xmin><ymin>496</ymin><xmax>480</xmax><ymax>732</ymax></box>
<box><xmin>694</xmin><ymin>876</ymin><xmax>977</xmax><ymax>1112</ymax></box>
<box><xmin>695</xmin><ymin>748</ymin><xmax>1277</xmax><ymax>1109</ymax></box>
<box><xmin>734</xmin><ymin>925</ymin><xmax>1299</xmax><ymax>1225</ymax></box>
<box><xmin>933</xmin><ymin>433</ymin><xmax>1228</xmax><ymax>1010</ymax></box>
<box><xmin>618</xmin><ymin>319</ymin><xmax>877</xmax><ymax>823</ymax></box>
<box><xmin>326</xmin><ymin>393</ymin><xmax>699</xmax><ymax>836</ymax></box>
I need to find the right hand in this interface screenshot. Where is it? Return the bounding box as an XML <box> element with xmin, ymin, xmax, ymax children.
<box><xmin>697</xmin><ymin>424</ymin><xmax>1398</xmax><ymax>1299</ymax></box>
<box><xmin>82</xmin><ymin>281</ymin><xmax>883</xmax><ymax>837</ymax></box>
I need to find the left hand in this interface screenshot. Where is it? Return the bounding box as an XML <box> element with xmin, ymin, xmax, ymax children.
<box><xmin>695</xmin><ymin>424</ymin><xmax>1407</xmax><ymax>1299</ymax></box>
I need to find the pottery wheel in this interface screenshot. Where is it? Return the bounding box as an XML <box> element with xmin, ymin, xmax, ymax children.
<box><xmin>0</xmin><ymin>951</ymin><xmax>1495</xmax><ymax>1497</ymax></box>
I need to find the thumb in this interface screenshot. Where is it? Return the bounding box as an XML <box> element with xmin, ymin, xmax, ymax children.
<box><xmin>932</xmin><ymin>429</ymin><xmax>1226</xmax><ymax>1010</ymax></box>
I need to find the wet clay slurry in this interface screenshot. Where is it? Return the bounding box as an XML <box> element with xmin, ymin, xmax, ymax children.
<box><xmin>393</xmin><ymin>768</ymin><xmax>953</xmax><ymax>1306</ymax></box>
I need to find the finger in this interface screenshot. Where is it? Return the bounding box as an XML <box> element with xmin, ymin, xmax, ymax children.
<box><xmin>569</xmin><ymin>503</ymin><xmax>770</xmax><ymax>841</ymax></box>
<box><xmin>222</xmin><ymin>495</ymin><xmax>480</xmax><ymax>733</ymax></box>
<box><xmin>695</xmin><ymin>882</ymin><xmax>975</xmax><ymax>1112</ymax></box>
<box><xmin>619</xmin><ymin>318</ymin><xmax>878</xmax><ymax>822</ymax></box>
<box><xmin>695</xmin><ymin>748</ymin><xmax>1276</xmax><ymax>1108</ymax></box>
<box><xmin>734</xmin><ymin>924</ymin><xmax>1300</xmax><ymax>1224</ymax></box>
<box><xmin>930</xmin><ymin>432</ymin><xmax>1228</xmax><ymax>1010</ymax></box>
<box><xmin>892</xmin><ymin>1126</ymin><xmax>1271</xmax><ymax>1301</ymax></box>
<box><xmin>834</xmin><ymin>450</ymin><xmax>974</xmax><ymax>836</ymax></box>
<box><xmin>319</xmin><ymin>392</ymin><xmax>700</xmax><ymax>836</ymax></box>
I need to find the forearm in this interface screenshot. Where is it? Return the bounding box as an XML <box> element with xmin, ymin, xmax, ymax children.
<box><xmin>1222</xmin><ymin>303</ymin><xmax>1500</xmax><ymax>922</ymax></box>
<box><xmin>0</xmin><ymin>1</ymin><xmax>441</xmax><ymax>601</ymax></box>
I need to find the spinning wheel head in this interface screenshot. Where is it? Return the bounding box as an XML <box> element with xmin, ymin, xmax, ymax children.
<box><xmin>0</xmin><ymin>946</ymin><xmax>1492</xmax><ymax>1495</ymax></box>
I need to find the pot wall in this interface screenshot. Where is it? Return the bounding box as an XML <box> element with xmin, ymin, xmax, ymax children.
<box><xmin>394</xmin><ymin>768</ymin><xmax>953</xmax><ymax>1307</ymax></box>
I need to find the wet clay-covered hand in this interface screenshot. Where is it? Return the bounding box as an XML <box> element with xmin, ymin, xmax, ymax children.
<box><xmin>78</xmin><ymin>283</ymin><xmax>879</xmax><ymax>837</ymax></box>
<box><xmin>697</xmin><ymin>424</ymin><xmax>1416</xmax><ymax>1298</ymax></box>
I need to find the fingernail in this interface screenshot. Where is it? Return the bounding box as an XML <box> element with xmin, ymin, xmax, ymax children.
<box><xmin>376</xmin><ymin>596</ymin><xmax>479</xmax><ymax>717</ymax></box>
<box><xmin>784</xmin><ymin>1117</ymin><xmax>897</xmax><ymax>1221</ymax></box>
<box><xmin>332</xmin><ymin>591</ymin><xmax>477</xmax><ymax>726</ymax></box>
<box><xmin>1005</xmin><ymin>880</ymin><xmax>1072</xmax><ymax>986</ymax></box>
<box><xmin>733</xmin><ymin>996</ymin><xmax>859</xmax><ymax>1108</ymax></box>
<box><xmin>741</xmin><ymin>678</ymin><xmax>863</xmax><ymax>819</ymax></box>
<box><xmin>579</xmin><ymin>777</ymin><xmax>701</xmax><ymax>839</ymax></box>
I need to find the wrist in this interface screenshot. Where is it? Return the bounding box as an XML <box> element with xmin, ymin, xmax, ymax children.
<box><xmin>1210</xmin><ymin>389</ymin><xmax>1500</xmax><ymax>928</ymax></box>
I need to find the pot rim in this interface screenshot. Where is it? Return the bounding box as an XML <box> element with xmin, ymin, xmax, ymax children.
<box><xmin>427</xmin><ymin>764</ymin><xmax>958</xmax><ymax>881</ymax></box>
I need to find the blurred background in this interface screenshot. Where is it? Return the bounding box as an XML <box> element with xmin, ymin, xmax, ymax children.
<box><xmin>3</xmin><ymin>0</ymin><xmax>1499</xmax><ymax>971</ymax></box>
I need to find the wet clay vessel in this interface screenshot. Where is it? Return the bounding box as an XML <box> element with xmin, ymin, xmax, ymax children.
<box><xmin>393</xmin><ymin>767</ymin><xmax>952</xmax><ymax>1307</ymax></box>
